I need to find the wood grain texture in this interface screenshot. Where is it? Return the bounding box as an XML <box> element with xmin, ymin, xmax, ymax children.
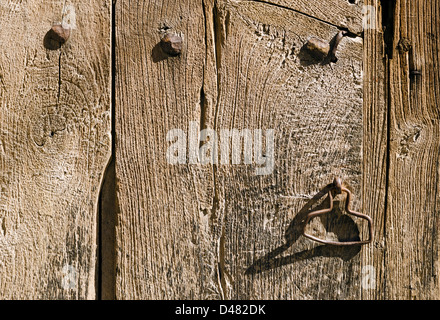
<box><xmin>115</xmin><ymin>0</ymin><xmax>367</xmax><ymax>299</ymax></box>
<box><xmin>248</xmin><ymin>0</ymin><xmax>364</xmax><ymax>34</ymax></box>
<box><xmin>111</xmin><ymin>0</ymin><xmax>440</xmax><ymax>300</ymax></box>
<box><xmin>0</xmin><ymin>1</ymin><xmax>111</xmax><ymax>299</ymax></box>
<box><xmin>384</xmin><ymin>0</ymin><xmax>440</xmax><ymax>299</ymax></box>
<box><xmin>1</xmin><ymin>0</ymin><xmax>438</xmax><ymax>300</ymax></box>
<box><xmin>361</xmin><ymin>0</ymin><xmax>388</xmax><ymax>299</ymax></box>
<box><xmin>115</xmin><ymin>0</ymin><xmax>218</xmax><ymax>299</ymax></box>
<box><xmin>214</xmin><ymin>0</ymin><xmax>365</xmax><ymax>300</ymax></box>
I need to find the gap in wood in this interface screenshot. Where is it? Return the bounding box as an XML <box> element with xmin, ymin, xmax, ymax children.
<box><xmin>380</xmin><ymin>0</ymin><xmax>396</xmax><ymax>59</ymax></box>
<box><xmin>96</xmin><ymin>0</ymin><xmax>117</xmax><ymax>300</ymax></box>
<box><xmin>98</xmin><ymin>158</ymin><xmax>117</xmax><ymax>300</ymax></box>
<box><xmin>379</xmin><ymin>0</ymin><xmax>396</xmax><ymax>297</ymax></box>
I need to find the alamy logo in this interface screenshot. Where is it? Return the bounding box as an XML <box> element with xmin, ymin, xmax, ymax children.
<box><xmin>61</xmin><ymin>264</ymin><xmax>77</xmax><ymax>290</ymax></box>
<box><xmin>166</xmin><ymin>122</ymin><xmax>274</xmax><ymax>176</ymax></box>
<box><xmin>363</xmin><ymin>5</ymin><xmax>377</xmax><ymax>30</ymax></box>
<box><xmin>61</xmin><ymin>5</ymin><xmax>77</xmax><ymax>30</ymax></box>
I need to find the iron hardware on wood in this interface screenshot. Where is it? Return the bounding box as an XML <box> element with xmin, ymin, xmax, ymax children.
<box><xmin>302</xmin><ymin>177</ymin><xmax>373</xmax><ymax>246</ymax></box>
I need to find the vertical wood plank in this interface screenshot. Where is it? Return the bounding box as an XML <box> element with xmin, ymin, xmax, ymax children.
<box><xmin>213</xmin><ymin>0</ymin><xmax>366</xmax><ymax>299</ymax></box>
<box><xmin>115</xmin><ymin>0</ymin><xmax>219</xmax><ymax>299</ymax></box>
<box><xmin>115</xmin><ymin>0</ymin><xmax>370</xmax><ymax>299</ymax></box>
<box><xmin>0</xmin><ymin>1</ymin><xmax>111</xmax><ymax>299</ymax></box>
<box><xmin>385</xmin><ymin>0</ymin><xmax>440</xmax><ymax>299</ymax></box>
<box><xmin>361</xmin><ymin>0</ymin><xmax>388</xmax><ymax>299</ymax></box>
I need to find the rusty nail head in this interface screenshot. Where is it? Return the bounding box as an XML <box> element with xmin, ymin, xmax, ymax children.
<box><xmin>305</xmin><ymin>30</ymin><xmax>347</xmax><ymax>63</ymax></box>
<box><xmin>305</xmin><ymin>37</ymin><xmax>330</xmax><ymax>60</ymax></box>
<box><xmin>333</xmin><ymin>177</ymin><xmax>342</xmax><ymax>194</ymax></box>
<box><xmin>410</xmin><ymin>70</ymin><xmax>422</xmax><ymax>76</ymax></box>
<box><xmin>160</xmin><ymin>33</ymin><xmax>183</xmax><ymax>56</ymax></box>
<box><xmin>49</xmin><ymin>24</ymin><xmax>70</xmax><ymax>45</ymax></box>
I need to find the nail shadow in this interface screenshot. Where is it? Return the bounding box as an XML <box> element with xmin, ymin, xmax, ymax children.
<box><xmin>245</xmin><ymin>184</ymin><xmax>361</xmax><ymax>275</ymax></box>
<box><xmin>298</xmin><ymin>44</ymin><xmax>323</xmax><ymax>66</ymax></box>
<box><xmin>152</xmin><ymin>43</ymin><xmax>168</xmax><ymax>63</ymax></box>
<box><xmin>43</xmin><ymin>30</ymin><xmax>61</xmax><ymax>50</ymax></box>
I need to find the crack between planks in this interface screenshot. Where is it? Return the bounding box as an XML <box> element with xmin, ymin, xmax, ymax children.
<box><xmin>432</xmin><ymin>149</ymin><xmax>440</xmax><ymax>281</ymax></box>
<box><xmin>96</xmin><ymin>157</ymin><xmax>117</xmax><ymax>300</ymax></box>
<box><xmin>380</xmin><ymin>0</ymin><xmax>396</xmax><ymax>299</ymax></box>
<box><xmin>95</xmin><ymin>0</ymin><xmax>117</xmax><ymax>301</ymax></box>
<box><xmin>57</xmin><ymin>52</ymin><xmax>62</xmax><ymax>105</ymax></box>
<box><xmin>382</xmin><ymin>54</ymin><xmax>391</xmax><ymax>299</ymax></box>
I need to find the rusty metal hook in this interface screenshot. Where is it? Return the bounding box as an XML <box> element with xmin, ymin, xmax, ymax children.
<box><xmin>329</xmin><ymin>30</ymin><xmax>347</xmax><ymax>63</ymax></box>
<box><xmin>302</xmin><ymin>177</ymin><xmax>373</xmax><ymax>246</ymax></box>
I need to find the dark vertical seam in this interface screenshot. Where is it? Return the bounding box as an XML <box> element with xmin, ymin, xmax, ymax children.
<box><xmin>211</xmin><ymin>0</ymin><xmax>226</xmax><ymax>299</ymax></box>
<box><xmin>383</xmin><ymin>53</ymin><xmax>391</xmax><ymax>300</ymax></box>
<box><xmin>97</xmin><ymin>189</ymin><xmax>102</xmax><ymax>300</ymax></box>
<box><xmin>96</xmin><ymin>0</ymin><xmax>117</xmax><ymax>301</ymax></box>
<box><xmin>380</xmin><ymin>0</ymin><xmax>397</xmax><ymax>299</ymax></box>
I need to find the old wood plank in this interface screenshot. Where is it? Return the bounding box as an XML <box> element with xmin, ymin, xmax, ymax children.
<box><xmin>360</xmin><ymin>0</ymin><xmax>388</xmax><ymax>299</ymax></box>
<box><xmin>385</xmin><ymin>0</ymin><xmax>440</xmax><ymax>299</ymax></box>
<box><xmin>0</xmin><ymin>1</ymin><xmax>111</xmax><ymax>299</ymax></box>
<box><xmin>115</xmin><ymin>0</ymin><xmax>371</xmax><ymax>299</ymax></box>
<box><xmin>213</xmin><ymin>0</ymin><xmax>366</xmax><ymax>299</ymax></box>
<box><xmin>114</xmin><ymin>0</ymin><xmax>219</xmax><ymax>299</ymax></box>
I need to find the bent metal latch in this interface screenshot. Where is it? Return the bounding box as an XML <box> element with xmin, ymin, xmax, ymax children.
<box><xmin>302</xmin><ymin>177</ymin><xmax>373</xmax><ymax>246</ymax></box>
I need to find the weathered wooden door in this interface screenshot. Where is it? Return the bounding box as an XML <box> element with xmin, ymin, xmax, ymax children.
<box><xmin>0</xmin><ymin>0</ymin><xmax>439</xmax><ymax>300</ymax></box>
